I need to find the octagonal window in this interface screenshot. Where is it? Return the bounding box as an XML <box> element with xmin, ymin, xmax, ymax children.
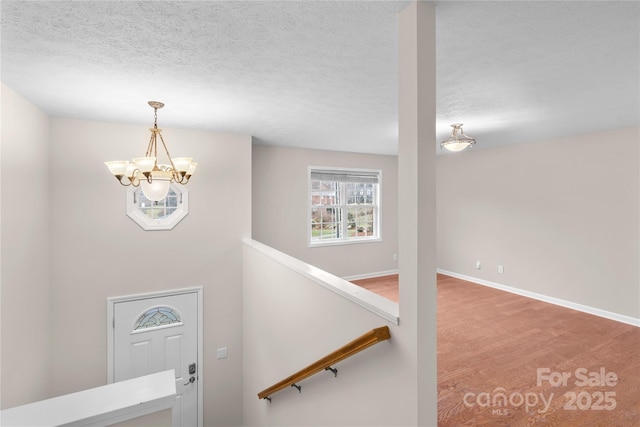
<box><xmin>126</xmin><ymin>184</ymin><xmax>189</xmax><ymax>230</ymax></box>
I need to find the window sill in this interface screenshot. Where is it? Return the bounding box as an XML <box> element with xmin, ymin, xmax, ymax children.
<box><xmin>308</xmin><ymin>237</ymin><xmax>382</xmax><ymax>248</ymax></box>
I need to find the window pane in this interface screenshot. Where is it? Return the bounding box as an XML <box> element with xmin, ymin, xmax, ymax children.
<box><xmin>311</xmin><ymin>207</ymin><xmax>322</xmax><ymax>240</ymax></box>
<box><xmin>309</xmin><ymin>169</ymin><xmax>379</xmax><ymax>243</ymax></box>
<box><xmin>323</xmin><ymin>207</ymin><xmax>337</xmax><ymax>222</ymax></box>
<box><xmin>138</xmin><ymin>189</ymin><xmax>178</xmax><ymax>220</ymax></box>
<box><xmin>347</xmin><ymin>207</ymin><xmax>375</xmax><ymax>237</ymax></box>
<box><xmin>364</xmin><ymin>222</ymin><xmax>374</xmax><ymax>236</ymax></box>
<box><xmin>311</xmin><ymin>180</ymin><xmax>340</xmax><ymax>206</ymax></box>
<box><xmin>311</xmin><ymin>208</ymin><xmax>338</xmax><ymax>240</ymax></box>
<box><xmin>346</xmin><ymin>182</ymin><xmax>375</xmax><ymax>205</ymax></box>
<box><xmin>127</xmin><ymin>184</ymin><xmax>189</xmax><ymax>231</ymax></box>
<box><xmin>346</xmin><ymin>183</ymin><xmax>356</xmax><ymax>204</ymax></box>
<box><xmin>166</xmin><ymin>195</ymin><xmax>178</xmax><ymax>208</ymax></box>
<box><xmin>321</xmin><ymin>223</ymin><xmax>338</xmax><ymax>239</ymax></box>
<box><xmin>365</xmin><ymin>184</ymin><xmax>375</xmax><ymax>204</ymax></box>
<box><xmin>134</xmin><ymin>306</ymin><xmax>182</xmax><ymax>331</ymax></box>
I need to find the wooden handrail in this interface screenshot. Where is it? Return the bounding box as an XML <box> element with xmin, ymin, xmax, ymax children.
<box><xmin>257</xmin><ymin>326</ymin><xmax>391</xmax><ymax>400</ymax></box>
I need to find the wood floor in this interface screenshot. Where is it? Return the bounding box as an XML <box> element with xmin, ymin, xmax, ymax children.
<box><xmin>351</xmin><ymin>274</ymin><xmax>640</xmax><ymax>426</ymax></box>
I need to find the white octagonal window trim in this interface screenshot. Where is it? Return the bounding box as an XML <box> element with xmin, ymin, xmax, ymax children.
<box><xmin>126</xmin><ymin>184</ymin><xmax>189</xmax><ymax>231</ymax></box>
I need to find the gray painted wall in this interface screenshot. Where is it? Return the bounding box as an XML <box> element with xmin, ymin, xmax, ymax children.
<box><xmin>1</xmin><ymin>85</ymin><xmax>252</xmax><ymax>426</ymax></box>
<box><xmin>242</xmin><ymin>243</ymin><xmax>413</xmax><ymax>426</ymax></box>
<box><xmin>252</xmin><ymin>144</ymin><xmax>398</xmax><ymax>278</ymax></box>
<box><xmin>437</xmin><ymin>126</ymin><xmax>640</xmax><ymax>319</ymax></box>
<box><xmin>48</xmin><ymin>119</ymin><xmax>251</xmax><ymax>426</ymax></box>
<box><xmin>1</xmin><ymin>82</ymin><xmax>52</xmax><ymax>408</ymax></box>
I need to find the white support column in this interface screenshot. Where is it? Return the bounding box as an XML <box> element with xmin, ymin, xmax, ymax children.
<box><xmin>398</xmin><ymin>2</ymin><xmax>437</xmax><ymax>426</ymax></box>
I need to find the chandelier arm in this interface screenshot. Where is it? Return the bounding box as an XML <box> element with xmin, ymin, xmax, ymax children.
<box><xmin>153</xmin><ymin>131</ymin><xmax>158</xmax><ymax>160</ymax></box>
<box><xmin>113</xmin><ymin>174</ymin><xmax>140</xmax><ymax>188</ymax></box>
<box><xmin>157</xmin><ymin>132</ymin><xmax>185</xmax><ymax>183</ymax></box>
<box><xmin>128</xmin><ymin>170</ymin><xmax>141</xmax><ymax>187</ymax></box>
<box><xmin>113</xmin><ymin>175</ymin><xmax>132</xmax><ymax>187</ymax></box>
<box><xmin>145</xmin><ymin>130</ymin><xmax>157</xmax><ymax>158</ymax></box>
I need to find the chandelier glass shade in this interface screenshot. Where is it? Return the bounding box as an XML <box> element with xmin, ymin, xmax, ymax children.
<box><xmin>105</xmin><ymin>101</ymin><xmax>197</xmax><ymax>201</ymax></box>
<box><xmin>440</xmin><ymin>123</ymin><xmax>476</xmax><ymax>152</ymax></box>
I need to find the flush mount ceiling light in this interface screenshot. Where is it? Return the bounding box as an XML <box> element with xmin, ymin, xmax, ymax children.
<box><xmin>440</xmin><ymin>123</ymin><xmax>476</xmax><ymax>152</ymax></box>
<box><xmin>105</xmin><ymin>101</ymin><xmax>197</xmax><ymax>201</ymax></box>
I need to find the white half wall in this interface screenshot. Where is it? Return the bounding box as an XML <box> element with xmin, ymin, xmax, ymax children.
<box><xmin>252</xmin><ymin>144</ymin><xmax>398</xmax><ymax>278</ymax></box>
<box><xmin>1</xmin><ymin>82</ymin><xmax>52</xmax><ymax>408</ymax></box>
<box><xmin>437</xmin><ymin>127</ymin><xmax>640</xmax><ymax>321</ymax></box>
<box><xmin>242</xmin><ymin>240</ymin><xmax>412</xmax><ymax>426</ymax></box>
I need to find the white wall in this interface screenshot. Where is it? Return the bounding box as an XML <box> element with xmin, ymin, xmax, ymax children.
<box><xmin>114</xmin><ymin>409</ymin><xmax>171</xmax><ymax>427</ymax></box>
<box><xmin>252</xmin><ymin>144</ymin><xmax>398</xmax><ymax>278</ymax></box>
<box><xmin>0</xmin><ymin>87</ymin><xmax>252</xmax><ymax>425</ymax></box>
<box><xmin>242</xmin><ymin>241</ymin><xmax>413</xmax><ymax>426</ymax></box>
<box><xmin>437</xmin><ymin>127</ymin><xmax>640</xmax><ymax>320</ymax></box>
<box><xmin>47</xmin><ymin>118</ymin><xmax>251</xmax><ymax>426</ymax></box>
<box><xmin>1</xmin><ymin>83</ymin><xmax>52</xmax><ymax>408</ymax></box>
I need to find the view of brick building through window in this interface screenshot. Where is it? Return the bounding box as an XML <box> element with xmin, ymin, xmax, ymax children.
<box><xmin>309</xmin><ymin>168</ymin><xmax>380</xmax><ymax>244</ymax></box>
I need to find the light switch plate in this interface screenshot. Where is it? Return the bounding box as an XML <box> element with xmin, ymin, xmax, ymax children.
<box><xmin>217</xmin><ymin>347</ymin><xmax>228</xmax><ymax>359</ymax></box>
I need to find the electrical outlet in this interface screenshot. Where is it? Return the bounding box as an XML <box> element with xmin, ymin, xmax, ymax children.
<box><xmin>476</xmin><ymin>261</ymin><xmax>481</xmax><ymax>269</ymax></box>
<box><xmin>393</xmin><ymin>253</ymin><xmax>398</xmax><ymax>261</ymax></box>
<box><xmin>498</xmin><ymin>265</ymin><xmax>504</xmax><ymax>274</ymax></box>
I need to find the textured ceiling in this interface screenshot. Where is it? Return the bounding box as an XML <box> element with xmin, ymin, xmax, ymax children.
<box><xmin>1</xmin><ymin>1</ymin><xmax>638</xmax><ymax>155</ymax></box>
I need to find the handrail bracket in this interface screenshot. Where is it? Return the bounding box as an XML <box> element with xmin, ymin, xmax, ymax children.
<box><xmin>325</xmin><ymin>366</ymin><xmax>338</xmax><ymax>377</ymax></box>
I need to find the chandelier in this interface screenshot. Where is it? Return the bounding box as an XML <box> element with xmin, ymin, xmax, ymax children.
<box><xmin>440</xmin><ymin>123</ymin><xmax>476</xmax><ymax>152</ymax></box>
<box><xmin>105</xmin><ymin>101</ymin><xmax>197</xmax><ymax>201</ymax></box>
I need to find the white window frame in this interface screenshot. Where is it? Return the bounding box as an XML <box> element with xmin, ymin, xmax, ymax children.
<box><xmin>308</xmin><ymin>166</ymin><xmax>382</xmax><ymax>247</ymax></box>
<box><xmin>126</xmin><ymin>184</ymin><xmax>189</xmax><ymax>231</ymax></box>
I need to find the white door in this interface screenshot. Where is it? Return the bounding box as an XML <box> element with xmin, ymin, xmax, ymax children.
<box><xmin>111</xmin><ymin>290</ymin><xmax>200</xmax><ymax>427</ymax></box>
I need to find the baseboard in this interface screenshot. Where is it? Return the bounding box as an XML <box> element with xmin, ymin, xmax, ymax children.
<box><xmin>437</xmin><ymin>269</ymin><xmax>640</xmax><ymax>328</ymax></box>
<box><xmin>342</xmin><ymin>269</ymin><xmax>399</xmax><ymax>282</ymax></box>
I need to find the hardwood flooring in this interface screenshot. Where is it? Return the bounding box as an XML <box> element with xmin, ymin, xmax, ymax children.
<box><xmin>351</xmin><ymin>274</ymin><xmax>640</xmax><ymax>426</ymax></box>
<box><xmin>349</xmin><ymin>274</ymin><xmax>399</xmax><ymax>303</ymax></box>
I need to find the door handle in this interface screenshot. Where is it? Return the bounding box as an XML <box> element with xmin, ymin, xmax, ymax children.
<box><xmin>183</xmin><ymin>376</ymin><xmax>195</xmax><ymax>386</ymax></box>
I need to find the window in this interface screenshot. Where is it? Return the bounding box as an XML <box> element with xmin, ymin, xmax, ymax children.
<box><xmin>133</xmin><ymin>306</ymin><xmax>183</xmax><ymax>332</ymax></box>
<box><xmin>309</xmin><ymin>167</ymin><xmax>381</xmax><ymax>245</ymax></box>
<box><xmin>126</xmin><ymin>184</ymin><xmax>189</xmax><ymax>230</ymax></box>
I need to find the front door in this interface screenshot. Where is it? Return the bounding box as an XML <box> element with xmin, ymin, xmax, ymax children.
<box><xmin>110</xmin><ymin>289</ymin><xmax>201</xmax><ymax>426</ymax></box>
